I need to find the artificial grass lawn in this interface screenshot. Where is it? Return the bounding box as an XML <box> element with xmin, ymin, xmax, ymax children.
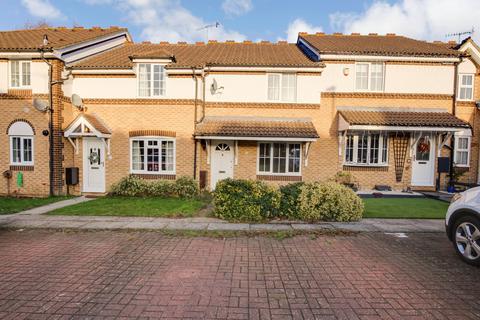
<box><xmin>47</xmin><ymin>197</ymin><xmax>207</xmax><ymax>217</ymax></box>
<box><xmin>363</xmin><ymin>197</ymin><xmax>449</xmax><ymax>219</ymax></box>
<box><xmin>0</xmin><ymin>196</ymin><xmax>72</xmax><ymax>215</ymax></box>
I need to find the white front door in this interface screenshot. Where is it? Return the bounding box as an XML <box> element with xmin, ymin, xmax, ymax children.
<box><xmin>210</xmin><ymin>140</ymin><xmax>234</xmax><ymax>189</ymax></box>
<box><xmin>83</xmin><ymin>138</ymin><xmax>105</xmax><ymax>193</ymax></box>
<box><xmin>411</xmin><ymin>134</ymin><xmax>435</xmax><ymax>187</ymax></box>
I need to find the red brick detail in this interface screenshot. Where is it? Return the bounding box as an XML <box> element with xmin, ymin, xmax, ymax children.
<box><xmin>7</xmin><ymin>89</ymin><xmax>32</xmax><ymax>97</ymax></box>
<box><xmin>6</xmin><ymin>119</ymin><xmax>36</xmax><ymax>135</ymax></box>
<box><xmin>322</xmin><ymin>92</ymin><xmax>452</xmax><ymax>100</ymax></box>
<box><xmin>256</xmin><ymin>175</ymin><xmax>302</xmax><ymax>181</ymax></box>
<box><xmin>132</xmin><ymin>174</ymin><xmax>176</xmax><ymax>180</ymax></box>
<box><xmin>10</xmin><ymin>165</ymin><xmax>34</xmax><ymax>171</ymax></box>
<box><xmin>129</xmin><ymin>130</ymin><xmax>176</xmax><ymax>137</ymax></box>
<box><xmin>343</xmin><ymin>165</ymin><xmax>389</xmax><ymax>172</ymax></box>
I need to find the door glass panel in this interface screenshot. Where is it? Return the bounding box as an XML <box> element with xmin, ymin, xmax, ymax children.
<box><xmin>416</xmin><ymin>137</ymin><xmax>430</xmax><ymax>161</ymax></box>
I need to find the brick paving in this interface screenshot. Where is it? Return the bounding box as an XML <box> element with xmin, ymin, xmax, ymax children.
<box><xmin>0</xmin><ymin>230</ymin><xmax>478</xmax><ymax>319</ymax></box>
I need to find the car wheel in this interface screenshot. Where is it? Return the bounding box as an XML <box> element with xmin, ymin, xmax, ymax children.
<box><xmin>453</xmin><ymin>215</ymin><xmax>480</xmax><ymax>266</ymax></box>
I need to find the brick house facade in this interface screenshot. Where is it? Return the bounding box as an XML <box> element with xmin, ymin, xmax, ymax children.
<box><xmin>1</xmin><ymin>28</ymin><xmax>479</xmax><ymax>196</ymax></box>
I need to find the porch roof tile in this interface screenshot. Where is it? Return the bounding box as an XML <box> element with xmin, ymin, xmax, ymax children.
<box><xmin>195</xmin><ymin>116</ymin><xmax>319</xmax><ymax>138</ymax></box>
<box><xmin>339</xmin><ymin>110</ymin><xmax>470</xmax><ymax>128</ymax></box>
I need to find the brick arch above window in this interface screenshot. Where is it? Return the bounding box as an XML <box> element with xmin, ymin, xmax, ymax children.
<box><xmin>6</xmin><ymin>119</ymin><xmax>35</xmax><ymax>135</ymax></box>
<box><xmin>129</xmin><ymin>130</ymin><xmax>176</xmax><ymax>138</ymax></box>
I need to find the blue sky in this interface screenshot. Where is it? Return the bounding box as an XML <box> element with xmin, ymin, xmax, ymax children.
<box><xmin>3</xmin><ymin>0</ymin><xmax>480</xmax><ymax>43</ymax></box>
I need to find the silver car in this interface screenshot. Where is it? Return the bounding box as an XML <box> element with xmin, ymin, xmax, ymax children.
<box><xmin>446</xmin><ymin>187</ymin><xmax>480</xmax><ymax>266</ymax></box>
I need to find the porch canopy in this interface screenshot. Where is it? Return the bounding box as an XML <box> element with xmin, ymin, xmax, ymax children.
<box><xmin>194</xmin><ymin>116</ymin><xmax>319</xmax><ymax>141</ymax></box>
<box><xmin>338</xmin><ymin>109</ymin><xmax>471</xmax><ymax>133</ymax></box>
<box><xmin>64</xmin><ymin>113</ymin><xmax>112</xmax><ymax>155</ymax></box>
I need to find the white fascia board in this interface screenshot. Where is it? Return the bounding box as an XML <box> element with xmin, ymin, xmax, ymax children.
<box><xmin>458</xmin><ymin>41</ymin><xmax>480</xmax><ymax>65</ymax></box>
<box><xmin>297</xmin><ymin>37</ymin><xmax>321</xmax><ymax>60</ymax></box>
<box><xmin>206</xmin><ymin>66</ymin><xmax>324</xmax><ymax>73</ymax></box>
<box><xmin>62</xmin><ymin>37</ymin><xmax>127</xmax><ymax>65</ymax></box>
<box><xmin>195</xmin><ymin>136</ymin><xmax>318</xmax><ymax>142</ymax></box>
<box><xmin>343</xmin><ymin>125</ymin><xmax>467</xmax><ymax>132</ymax></box>
<box><xmin>319</xmin><ymin>54</ymin><xmax>460</xmax><ymax>63</ymax></box>
<box><xmin>71</xmin><ymin>69</ymin><xmax>134</xmax><ymax>74</ymax></box>
<box><xmin>54</xmin><ymin>31</ymin><xmax>129</xmax><ymax>56</ymax></box>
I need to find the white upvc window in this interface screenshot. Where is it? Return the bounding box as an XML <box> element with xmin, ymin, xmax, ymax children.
<box><xmin>344</xmin><ymin>133</ymin><xmax>388</xmax><ymax>166</ymax></box>
<box><xmin>10</xmin><ymin>136</ymin><xmax>34</xmax><ymax>165</ymax></box>
<box><xmin>138</xmin><ymin>63</ymin><xmax>166</xmax><ymax>97</ymax></box>
<box><xmin>458</xmin><ymin>74</ymin><xmax>474</xmax><ymax>101</ymax></box>
<box><xmin>257</xmin><ymin>142</ymin><xmax>301</xmax><ymax>175</ymax></box>
<box><xmin>355</xmin><ymin>62</ymin><xmax>384</xmax><ymax>92</ymax></box>
<box><xmin>130</xmin><ymin>137</ymin><xmax>175</xmax><ymax>174</ymax></box>
<box><xmin>10</xmin><ymin>61</ymin><xmax>31</xmax><ymax>88</ymax></box>
<box><xmin>454</xmin><ymin>133</ymin><xmax>471</xmax><ymax>167</ymax></box>
<box><xmin>267</xmin><ymin>73</ymin><xmax>296</xmax><ymax>102</ymax></box>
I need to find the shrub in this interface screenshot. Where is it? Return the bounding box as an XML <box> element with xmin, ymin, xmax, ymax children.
<box><xmin>148</xmin><ymin>180</ymin><xmax>175</xmax><ymax>197</ymax></box>
<box><xmin>174</xmin><ymin>176</ymin><xmax>200</xmax><ymax>198</ymax></box>
<box><xmin>279</xmin><ymin>182</ymin><xmax>304</xmax><ymax>219</ymax></box>
<box><xmin>110</xmin><ymin>175</ymin><xmax>148</xmax><ymax>197</ymax></box>
<box><xmin>213</xmin><ymin>179</ymin><xmax>281</xmax><ymax>222</ymax></box>
<box><xmin>297</xmin><ymin>181</ymin><xmax>363</xmax><ymax>222</ymax></box>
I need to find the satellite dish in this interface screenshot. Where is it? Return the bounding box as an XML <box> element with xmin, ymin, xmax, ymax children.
<box><xmin>71</xmin><ymin>94</ymin><xmax>84</xmax><ymax>110</ymax></box>
<box><xmin>210</xmin><ymin>78</ymin><xmax>218</xmax><ymax>95</ymax></box>
<box><xmin>33</xmin><ymin>98</ymin><xmax>49</xmax><ymax>112</ymax></box>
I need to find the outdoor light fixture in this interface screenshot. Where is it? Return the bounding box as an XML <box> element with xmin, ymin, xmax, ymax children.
<box><xmin>343</xmin><ymin>67</ymin><xmax>350</xmax><ymax>76</ymax></box>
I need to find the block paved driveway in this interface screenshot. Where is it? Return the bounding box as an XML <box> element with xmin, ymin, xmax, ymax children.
<box><xmin>0</xmin><ymin>230</ymin><xmax>479</xmax><ymax>319</ymax></box>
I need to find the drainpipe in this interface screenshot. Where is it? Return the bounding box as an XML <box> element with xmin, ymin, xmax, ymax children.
<box><xmin>39</xmin><ymin>48</ymin><xmax>55</xmax><ymax>196</ymax></box>
<box><xmin>193</xmin><ymin>67</ymin><xmax>199</xmax><ymax>179</ymax></box>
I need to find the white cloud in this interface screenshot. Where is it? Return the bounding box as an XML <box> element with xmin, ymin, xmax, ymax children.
<box><xmin>281</xmin><ymin>18</ymin><xmax>323</xmax><ymax>43</ymax></box>
<box><xmin>222</xmin><ymin>0</ymin><xmax>252</xmax><ymax>16</ymax></box>
<box><xmin>330</xmin><ymin>0</ymin><xmax>480</xmax><ymax>42</ymax></box>
<box><xmin>21</xmin><ymin>0</ymin><xmax>64</xmax><ymax>20</ymax></box>
<box><xmin>85</xmin><ymin>0</ymin><xmax>246</xmax><ymax>43</ymax></box>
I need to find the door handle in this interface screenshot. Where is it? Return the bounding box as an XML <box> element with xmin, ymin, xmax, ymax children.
<box><xmin>419</xmin><ymin>161</ymin><xmax>427</xmax><ymax>164</ymax></box>
<box><xmin>219</xmin><ymin>170</ymin><xmax>226</xmax><ymax>173</ymax></box>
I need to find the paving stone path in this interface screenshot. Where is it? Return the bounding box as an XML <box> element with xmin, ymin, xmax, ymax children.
<box><xmin>0</xmin><ymin>230</ymin><xmax>478</xmax><ymax>319</ymax></box>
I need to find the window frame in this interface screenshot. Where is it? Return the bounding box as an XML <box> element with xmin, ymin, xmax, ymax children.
<box><xmin>137</xmin><ymin>63</ymin><xmax>167</xmax><ymax>98</ymax></box>
<box><xmin>129</xmin><ymin>137</ymin><xmax>176</xmax><ymax>174</ymax></box>
<box><xmin>355</xmin><ymin>62</ymin><xmax>385</xmax><ymax>92</ymax></box>
<box><xmin>343</xmin><ymin>133</ymin><xmax>389</xmax><ymax>166</ymax></box>
<box><xmin>9</xmin><ymin>136</ymin><xmax>34</xmax><ymax>166</ymax></box>
<box><xmin>266</xmin><ymin>73</ymin><xmax>297</xmax><ymax>102</ymax></box>
<box><xmin>454</xmin><ymin>134</ymin><xmax>471</xmax><ymax>167</ymax></box>
<box><xmin>256</xmin><ymin>142</ymin><xmax>302</xmax><ymax>176</ymax></box>
<box><xmin>9</xmin><ymin>60</ymin><xmax>31</xmax><ymax>89</ymax></box>
<box><xmin>457</xmin><ymin>73</ymin><xmax>474</xmax><ymax>101</ymax></box>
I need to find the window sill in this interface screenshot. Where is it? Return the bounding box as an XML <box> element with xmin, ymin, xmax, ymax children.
<box><xmin>256</xmin><ymin>175</ymin><xmax>302</xmax><ymax>182</ymax></box>
<box><xmin>10</xmin><ymin>165</ymin><xmax>34</xmax><ymax>171</ymax></box>
<box><xmin>343</xmin><ymin>165</ymin><xmax>388</xmax><ymax>172</ymax></box>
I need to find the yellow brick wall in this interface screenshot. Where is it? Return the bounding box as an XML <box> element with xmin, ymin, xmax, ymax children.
<box><xmin>0</xmin><ymin>98</ymin><xmax>51</xmax><ymax>196</ymax></box>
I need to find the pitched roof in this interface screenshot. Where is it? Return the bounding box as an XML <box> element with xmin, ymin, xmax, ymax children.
<box><xmin>339</xmin><ymin>110</ymin><xmax>470</xmax><ymax>128</ymax></box>
<box><xmin>195</xmin><ymin>116</ymin><xmax>319</xmax><ymax>138</ymax></box>
<box><xmin>72</xmin><ymin>41</ymin><xmax>321</xmax><ymax>69</ymax></box>
<box><xmin>299</xmin><ymin>33</ymin><xmax>460</xmax><ymax>58</ymax></box>
<box><xmin>65</xmin><ymin>113</ymin><xmax>111</xmax><ymax>135</ymax></box>
<box><xmin>0</xmin><ymin>27</ymin><xmax>128</xmax><ymax>52</ymax></box>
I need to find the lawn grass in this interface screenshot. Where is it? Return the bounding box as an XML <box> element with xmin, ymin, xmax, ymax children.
<box><xmin>363</xmin><ymin>197</ymin><xmax>449</xmax><ymax>219</ymax></box>
<box><xmin>0</xmin><ymin>196</ymin><xmax>73</xmax><ymax>215</ymax></box>
<box><xmin>47</xmin><ymin>197</ymin><xmax>208</xmax><ymax>218</ymax></box>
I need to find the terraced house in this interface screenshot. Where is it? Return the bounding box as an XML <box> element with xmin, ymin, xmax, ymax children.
<box><xmin>1</xmin><ymin>27</ymin><xmax>479</xmax><ymax>196</ymax></box>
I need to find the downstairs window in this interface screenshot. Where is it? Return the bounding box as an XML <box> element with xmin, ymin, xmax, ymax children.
<box><xmin>344</xmin><ymin>133</ymin><xmax>388</xmax><ymax>166</ymax></box>
<box><xmin>130</xmin><ymin>138</ymin><xmax>175</xmax><ymax>174</ymax></box>
<box><xmin>258</xmin><ymin>142</ymin><xmax>301</xmax><ymax>175</ymax></box>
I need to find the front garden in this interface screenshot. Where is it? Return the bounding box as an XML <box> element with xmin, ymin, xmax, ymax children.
<box><xmin>0</xmin><ymin>196</ymin><xmax>72</xmax><ymax>215</ymax></box>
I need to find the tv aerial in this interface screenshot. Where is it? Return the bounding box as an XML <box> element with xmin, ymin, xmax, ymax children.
<box><xmin>446</xmin><ymin>27</ymin><xmax>474</xmax><ymax>43</ymax></box>
<box><xmin>198</xmin><ymin>22</ymin><xmax>220</xmax><ymax>41</ymax></box>
<box><xmin>72</xmin><ymin>93</ymin><xmax>84</xmax><ymax>111</ymax></box>
<box><xmin>33</xmin><ymin>98</ymin><xmax>49</xmax><ymax>112</ymax></box>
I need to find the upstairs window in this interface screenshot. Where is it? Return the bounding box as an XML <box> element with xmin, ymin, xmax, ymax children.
<box><xmin>344</xmin><ymin>133</ymin><xmax>388</xmax><ymax>166</ymax></box>
<box><xmin>458</xmin><ymin>74</ymin><xmax>474</xmax><ymax>101</ymax></box>
<box><xmin>267</xmin><ymin>73</ymin><xmax>296</xmax><ymax>102</ymax></box>
<box><xmin>10</xmin><ymin>61</ymin><xmax>31</xmax><ymax>88</ymax></box>
<box><xmin>138</xmin><ymin>63</ymin><xmax>166</xmax><ymax>97</ymax></box>
<box><xmin>355</xmin><ymin>62</ymin><xmax>384</xmax><ymax>92</ymax></box>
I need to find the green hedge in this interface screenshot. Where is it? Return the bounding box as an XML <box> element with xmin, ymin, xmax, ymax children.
<box><xmin>297</xmin><ymin>181</ymin><xmax>364</xmax><ymax>222</ymax></box>
<box><xmin>110</xmin><ymin>175</ymin><xmax>199</xmax><ymax>198</ymax></box>
<box><xmin>213</xmin><ymin>179</ymin><xmax>363</xmax><ymax>223</ymax></box>
<box><xmin>212</xmin><ymin>179</ymin><xmax>281</xmax><ymax>222</ymax></box>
